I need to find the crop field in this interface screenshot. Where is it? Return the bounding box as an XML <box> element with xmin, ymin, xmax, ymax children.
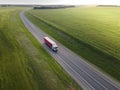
<box><xmin>0</xmin><ymin>7</ymin><xmax>81</xmax><ymax>90</ymax></box>
<box><xmin>26</xmin><ymin>7</ymin><xmax>120</xmax><ymax>81</ymax></box>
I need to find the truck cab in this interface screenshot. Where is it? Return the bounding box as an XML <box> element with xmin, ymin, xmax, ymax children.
<box><xmin>52</xmin><ymin>43</ymin><xmax>58</xmax><ymax>52</ymax></box>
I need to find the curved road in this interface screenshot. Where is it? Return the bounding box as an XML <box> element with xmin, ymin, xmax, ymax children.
<box><xmin>20</xmin><ymin>11</ymin><xmax>120</xmax><ymax>90</ymax></box>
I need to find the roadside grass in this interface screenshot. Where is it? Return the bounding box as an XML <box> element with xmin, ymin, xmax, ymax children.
<box><xmin>0</xmin><ymin>8</ymin><xmax>81</xmax><ymax>90</ymax></box>
<box><xmin>25</xmin><ymin>7</ymin><xmax>120</xmax><ymax>81</ymax></box>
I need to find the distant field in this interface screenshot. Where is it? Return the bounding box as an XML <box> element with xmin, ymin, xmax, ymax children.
<box><xmin>0</xmin><ymin>7</ymin><xmax>81</xmax><ymax>90</ymax></box>
<box><xmin>26</xmin><ymin>7</ymin><xmax>120</xmax><ymax>81</ymax></box>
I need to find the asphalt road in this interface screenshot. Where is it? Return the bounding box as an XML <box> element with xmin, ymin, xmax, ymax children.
<box><xmin>20</xmin><ymin>11</ymin><xmax>120</xmax><ymax>90</ymax></box>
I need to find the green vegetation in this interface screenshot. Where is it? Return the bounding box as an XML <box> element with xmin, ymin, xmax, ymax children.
<box><xmin>26</xmin><ymin>7</ymin><xmax>120</xmax><ymax>81</ymax></box>
<box><xmin>0</xmin><ymin>7</ymin><xmax>81</xmax><ymax>90</ymax></box>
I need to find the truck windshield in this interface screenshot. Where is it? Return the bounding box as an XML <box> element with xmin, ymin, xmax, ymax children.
<box><xmin>53</xmin><ymin>47</ymin><xmax>58</xmax><ymax>51</ymax></box>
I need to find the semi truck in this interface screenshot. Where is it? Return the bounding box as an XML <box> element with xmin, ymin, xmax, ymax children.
<box><xmin>44</xmin><ymin>37</ymin><xmax>58</xmax><ymax>52</ymax></box>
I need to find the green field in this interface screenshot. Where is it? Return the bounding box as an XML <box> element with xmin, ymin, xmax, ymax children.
<box><xmin>0</xmin><ymin>7</ymin><xmax>81</xmax><ymax>90</ymax></box>
<box><xmin>26</xmin><ymin>7</ymin><xmax>120</xmax><ymax>81</ymax></box>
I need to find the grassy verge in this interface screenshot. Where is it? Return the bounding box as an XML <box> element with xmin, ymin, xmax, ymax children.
<box><xmin>25</xmin><ymin>8</ymin><xmax>120</xmax><ymax>82</ymax></box>
<box><xmin>0</xmin><ymin>7</ymin><xmax>81</xmax><ymax>90</ymax></box>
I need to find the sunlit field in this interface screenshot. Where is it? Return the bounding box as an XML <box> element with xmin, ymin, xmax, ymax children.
<box><xmin>26</xmin><ymin>7</ymin><xmax>120</xmax><ymax>81</ymax></box>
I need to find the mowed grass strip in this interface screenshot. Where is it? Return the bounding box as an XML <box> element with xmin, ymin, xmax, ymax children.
<box><xmin>25</xmin><ymin>7</ymin><xmax>120</xmax><ymax>81</ymax></box>
<box><xmin>0</xmin><ymin>7</ymin><xmax>81</xmax><ymax>90</ymax></box>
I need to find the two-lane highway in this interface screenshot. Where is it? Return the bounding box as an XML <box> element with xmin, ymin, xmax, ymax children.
<box><xmin>20</xmin><ymin>11</ymin><xmax>120</xmax><ymax>90</ymax></box>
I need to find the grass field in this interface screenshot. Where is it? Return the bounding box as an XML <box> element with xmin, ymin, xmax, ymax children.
<box><xmin>0</xmin><ymin>7</ymin><xmax>81</xmax><ymax>90</ymax></box>
<box><xmin>26</xmin><ymin>7</ymin><xmax>120</xmax><ymax>81</ymax></box>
